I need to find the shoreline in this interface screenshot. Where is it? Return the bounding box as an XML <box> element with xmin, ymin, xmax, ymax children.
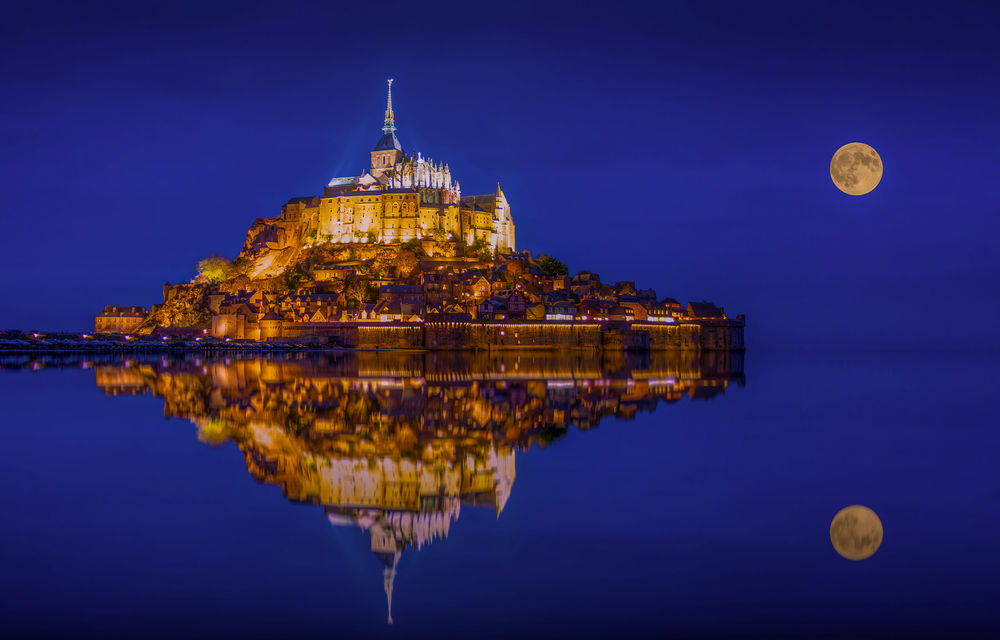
<box><xmin>0</xmin><ymin>342</ymin><xmax>738</xmax><ymax>354</ymax></box>
<box><xmin>1</xmin><ymin>320</ymin><xmax>746</xmax><ymax>353</ymax></box>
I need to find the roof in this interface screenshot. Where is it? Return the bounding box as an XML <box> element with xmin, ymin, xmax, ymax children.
<box><xmin>379</xmin><ymin>284</ymin><xmax>424</xmax><ymax>294</ymax></box>
<box><xmin>373</xmin><ymin>131</ymin><xmax>402</xmax><ymax>152</ymax></box>
<box><xmin>286</xmin><ymin>293</ymin><xmax>341</xmax><ymax>301</ymax></box>
<box><xmin>425</xmin><ymin>311</ymin><xmax>472</xmax><ymax>322</ymax></box>
<box><xmin>97</xmin><ymin>306</ymin><xmax>146</xmax><ymax>317</ymax></box>
<box><xmin>327</xmin><ymin>176</ymin><xmax>360</xmax><ymax>188</ymax></box>
<box><xmin>335</xmin><ymin>188</ymin><xmax>416</xmax><ymax>198</ymax></box>
<box><xmin>373</xmin><ymin>299</ymin><xmax>402</xmax><ymax>315</ymax></box>
<box><xmin>687</xmin><ymin>301</ymin><xmax>725</xmax><ymax>318</ymax></box>
<box><xmin>459</xmin><ymin>195</ymin><xmax>497</xmax><ymax>212</ymax></box>
<box><xmin>313</xmin><ymin>264</ymin><xmax>356</xmax><ymax>271</ymax></box>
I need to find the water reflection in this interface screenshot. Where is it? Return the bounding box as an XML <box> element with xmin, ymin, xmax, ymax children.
<box><xmin>77</xmin><ymin>350</ymin><xmax>743</xmax><ymax>623</ymax></box>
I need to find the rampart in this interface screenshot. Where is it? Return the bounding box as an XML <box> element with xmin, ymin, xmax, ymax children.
<box><xmin>273</xmin><ymin>318</ymin><xmax>745</xmax><ymax>351</ymax></box>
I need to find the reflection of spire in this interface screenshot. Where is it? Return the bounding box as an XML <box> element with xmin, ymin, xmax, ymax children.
<box><xmin>380</xmin><ymin>551</ymin><xmax>400</xmax><ymax>625</ymax></box>
<box><xmin>383</xmin><ymin>78</ymin><xmax>396</xmax><ymax>134</ymax></box>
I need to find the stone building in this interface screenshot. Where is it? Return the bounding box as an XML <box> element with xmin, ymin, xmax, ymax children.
<box><xmin>94</xmin><ymin>305</ymin><xmax>147</xmax><ymax>334</ymax></box>
<box><xmin>279</xmin><ymin>79</ymin><xmax>515</xmax><ymax>252</ymax></box>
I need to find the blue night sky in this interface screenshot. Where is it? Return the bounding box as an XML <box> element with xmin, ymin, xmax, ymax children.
<box><xmin>2</xmin><ymin>1</ymin><xmax>998</xmax><ymax>349</ymax></box>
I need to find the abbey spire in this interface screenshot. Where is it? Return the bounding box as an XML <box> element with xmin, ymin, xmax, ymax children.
<box><xmin>383</xmin><ymin>78</ymin><xmax>396</xmax><ymax>134</ymax></box>
<box><xmin>371</xmin><ymin>78</ymin><xmax>404</xmax><ymax>171</ymax></box>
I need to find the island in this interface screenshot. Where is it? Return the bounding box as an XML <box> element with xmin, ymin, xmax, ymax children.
<box><xmin>5</xmin><ymin>79</ymin><xmax>744</xmax><ymax>353</ymax></box>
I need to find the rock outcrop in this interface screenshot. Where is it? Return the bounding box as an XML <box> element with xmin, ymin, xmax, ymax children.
<box><xmin>240</xmin><ymin>214</ymin><xmax>305</xmax><ymax>279</ymax></box>
<box><xmin>135</xmin><ymin>284</ymin><xmax>212</xmax><ymax>334</ymax></box>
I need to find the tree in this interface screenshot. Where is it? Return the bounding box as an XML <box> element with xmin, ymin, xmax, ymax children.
<box><xmin>197</xmin><ymin>255</ymin><xmax>233</xmax><ymax>283</ymax></box>
<box><xmin>231</xmin><ymin>255</ymin><xmax>253</xmax><ymax>277</ymax></box>
<box><xmin>432</xmin><ymin>227</ymin><xmax>449</xmax><ymax>242</ymax></box>
<box><xmin>366</xmin><ymin>230</ymin><xmax>379</xmax><ymax>244</ymax></box>
<box><xmin>538</xmin><ymin>255</ymin><xmax>569</xmax><ymax>277</ymax></box>
<box><xmin>395</xmin><ymin>249</ymin><xmax>419</xmax><ymax>277</ymax></box>
<box><xmin>344</xmin><ymin>276</ymin><xmax>371</xmax><ymax>308</ymax></box>
<box><xmin>401</xmin><ymin>238</ymin><xmax>423</xmax><ymax>255</ymax></box>
<box><xmin>370</xmin><ymin>251</ymin><xmax>394</xmax><ymax>277</ymax></box>
<box><xmin>282</xmin><ymin>264</ymin><xmax>309</xmax><ymax>291</ymax></box>
<box><xmin>468</xmin><ymin>236</ymin><xmax>493</xmax><ymax>260</ymax></box>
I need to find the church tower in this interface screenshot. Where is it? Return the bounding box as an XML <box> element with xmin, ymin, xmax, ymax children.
<box><xmin>371</xmin><ymin>78</ymin><xmax>404</xmax><ymax>174</ymax></box>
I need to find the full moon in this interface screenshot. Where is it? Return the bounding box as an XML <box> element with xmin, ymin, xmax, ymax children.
<box><xmin>830</xmin><ymin>505</ymin><xmax>883</xmax><ymax>560</ymax></box>
<box><xmin>830</xmin><ymin>142</ymin><xmax>882</xmax><ymax>195</ymax></box>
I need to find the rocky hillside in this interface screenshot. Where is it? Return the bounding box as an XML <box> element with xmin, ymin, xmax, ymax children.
<box><xmin>136</xmin><ymin>284</ymin><xmax>212</xmax><ymax>334</ymax></box>
<box><xmin>240</xmin><ymin>212</ymin><xmax>306</xmax><ymax>279</ymax></box>
<box><xmin>135</xmin><ymin>227</ymin><xmax>492</xmax><ymax>333</ymax></box>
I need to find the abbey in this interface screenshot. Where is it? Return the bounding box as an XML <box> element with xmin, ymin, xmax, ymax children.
<box><xmin>290</xmin><ymin>79</ymin><xmax>514</xmax><ymax>251</ymax></box>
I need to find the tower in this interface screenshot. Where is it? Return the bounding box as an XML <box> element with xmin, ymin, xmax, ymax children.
<box><xmin>371</xmin><ymin>78</ymin><xmax>404</xmax><ymax>174</ymax></box>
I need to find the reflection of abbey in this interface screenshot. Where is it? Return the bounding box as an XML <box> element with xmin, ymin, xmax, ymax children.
<box><xmin>87</xmin><ymin>350</ymin><xmax>744</xmax><ymax>624</ymax></box>
<box><xmin>290</xmin><ymin>78</ymin><xmax>514</xmax><ymax>251</ymax></box>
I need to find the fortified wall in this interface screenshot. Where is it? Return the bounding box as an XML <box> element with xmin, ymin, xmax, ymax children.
<box><xmin>272</xmin><ymin>318</ymin><xmax>744</xmax><ymax>351</ymax></box>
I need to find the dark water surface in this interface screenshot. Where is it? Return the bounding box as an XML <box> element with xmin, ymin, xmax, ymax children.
<box><xmin>1</xmin><ymin>350</ymin><xmax>996</xmax><ymax>638</ymax></box>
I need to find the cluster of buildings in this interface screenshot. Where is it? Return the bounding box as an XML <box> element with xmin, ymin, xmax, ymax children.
<box><xmin>208</xmin><ymin>250</ymin><xmax>738</xmax><ymax>344</ymax></box>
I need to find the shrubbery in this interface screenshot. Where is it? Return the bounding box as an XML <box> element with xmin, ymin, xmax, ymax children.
<box><xmin>538</xmin><ymin>255</ymin><xmax>569</xmax><ymax>276</ymax></box>
<box><xmin>197</xmin><ymin>255</ymin><xmax>233</xmax><ymax>283</ymax></box>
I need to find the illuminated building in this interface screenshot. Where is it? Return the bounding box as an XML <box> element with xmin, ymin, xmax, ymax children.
<box><xmin>94</xmin><ymin>305</ymin><xmax>147</xmax><ymax>334</ymax></box>
<box><xmin>250</xmin><ymin>78</ymin><xmax>514</xmax><ymax>265</ymax></box>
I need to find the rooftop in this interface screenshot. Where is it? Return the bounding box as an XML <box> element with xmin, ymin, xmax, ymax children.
<box><xmin>373</xmin><ymin>131</ymin><xmax>402</xmax><ymax>152</ymax></box>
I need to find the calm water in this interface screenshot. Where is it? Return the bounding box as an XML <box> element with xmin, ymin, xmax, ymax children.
<box><xmin>1</xmin><ymin>349</ymin><xmax>997</xmax><ymax>638</ymax></box>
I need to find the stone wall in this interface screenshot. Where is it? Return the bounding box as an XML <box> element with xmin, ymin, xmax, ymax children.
<box><xmin>601</xmin><ymin>328</ymin><xmax>651</xmax><ymax>351</ymax></box>
<box><xmin>466</xmin><ymin>323</ymin><xmax>603</xmax><ymax>350</ymax></box>
<box><xmin>277</xmin><ymin>322</ymin><xmax>423</xmax><ymax>349</ymax></box>
<box><xmin>268</xmin><ymin>319</ymin><xmax>744</xmax><ymax>351</ymax></box>
<box><xmin>280</xmin><ymin>322</ymin><xmax>357</xmax><ymax>345</ymax></box>
<box><xmin>424</xmin><ymin>320</ymin><xmax>471</xmax><ymax>349</ymax></box>
<box><xmin>694</xmin><ymin>317</ymin><xmax>746</xmax><ymax>351</ymax></box>
<box><xmin>631</xmin><ymin>323</ymin><xmax>702</xmax><ymax>350</ymax></box>
<box><xmin>357</xmin><ymin>325</ymin><xmax>423</xmax><ymax>349</ymax></box>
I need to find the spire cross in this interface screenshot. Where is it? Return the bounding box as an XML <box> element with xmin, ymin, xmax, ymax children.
<box><xmin>383</xmin><ymin>78</ymin><xmax>396</xmax><ymax>134</ymax></box>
